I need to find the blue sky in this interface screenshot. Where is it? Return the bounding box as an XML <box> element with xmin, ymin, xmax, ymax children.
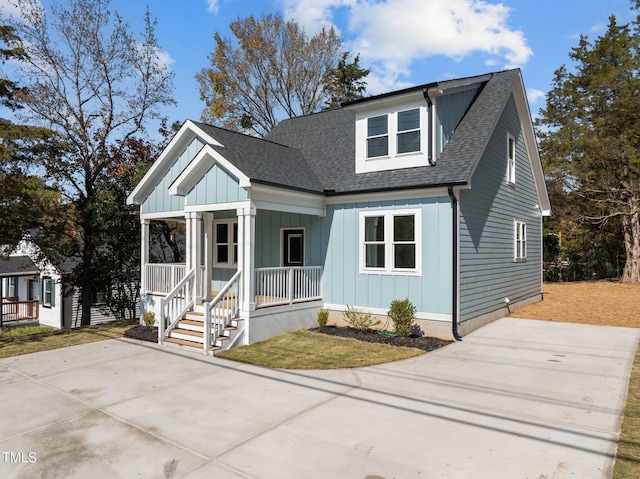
<box><xmin>2</xmin><ymin>0</ymin><xmax>637</xmax><ymax>127</ymax></box>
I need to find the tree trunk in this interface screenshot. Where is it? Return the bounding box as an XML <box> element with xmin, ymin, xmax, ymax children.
<box><xmin>622</xmin><ymin>208</ymin><xmax>640</xmax><ymax>283</ymax></box>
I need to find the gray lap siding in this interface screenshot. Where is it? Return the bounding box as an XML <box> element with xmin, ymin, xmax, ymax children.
<box><xmin>459</xmin><ymin>94</ymin><xmax>543</xmax><ymax>322</ymax></box>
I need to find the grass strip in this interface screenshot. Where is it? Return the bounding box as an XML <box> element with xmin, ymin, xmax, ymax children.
<box><xmin>0</xmin><ymin>319</ymin><xmax>137</xmax><ymax>359</ymax></box>
<box><xmin>614</xmin><ymin>342</ymin><xmax>640</xmax><ymax>478</ymax></box>
<box><xmin>217</xmin><ymin>329</ymin><xmax>424</xmax><ymax>369</ymax></box>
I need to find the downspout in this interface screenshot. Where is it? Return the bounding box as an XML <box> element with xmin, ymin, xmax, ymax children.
<box><xmin>448</xmin><ymin>186</ymin><xmax>463</xmax><ymax>341</ymax></box>
<box><xmin>422</xmin><ymin>88</ymin><xmax>435</xmax><ymax>166</ymax></box>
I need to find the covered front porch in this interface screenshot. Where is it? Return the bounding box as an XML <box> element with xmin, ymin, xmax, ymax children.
<box><xmin>139</xmin><ymin>202</ymin><xmax>325</xmax><ymax>354</ymax></box>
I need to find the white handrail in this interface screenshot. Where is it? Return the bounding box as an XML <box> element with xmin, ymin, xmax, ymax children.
<box><xmin>159</xmin><ymin>268</ymin><xmax>196</xmax><ymax>344</ymax></box>
<box><xmin>204</xmin><ymin>270</ymin><xmax>241</xmax><ymax>354</ymax></box>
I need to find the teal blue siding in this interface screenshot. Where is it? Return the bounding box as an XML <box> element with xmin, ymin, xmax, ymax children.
<box><xmin>459</xmin><ymin>94</ymin><xmax>542</xmax><ymax>321</ymax></box>
<box><xmin>435</xmin><ymin>87</ymin><xmax>479</xmax><ymax>159</ymax></box>
<box><xmin>141</xmin><ymin>137</ymin><xmax>205</xmax><ymax>215</ymax></box>
<box><xmin>322</xmin><ymin>197</ymin><xmax>453</xmax><ymax>315</ymax></box>
<box><xmin>254</xmin><ymin>210</ymin><xmax>323</xmax><ymax>268</ymax></box>
<box><xmin>188</xmin><ymin>163</ymin><xmax>248</xmax><ymax>206</ymax></box>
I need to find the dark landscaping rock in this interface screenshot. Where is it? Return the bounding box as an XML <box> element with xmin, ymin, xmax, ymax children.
<box><xmin>310</xmin><ymin>326</ymin><xmax>453</xmax><ymax>352</ymax></box>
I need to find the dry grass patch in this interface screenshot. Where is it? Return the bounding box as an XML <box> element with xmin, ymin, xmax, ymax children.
<box><xmin>0</xmin><ymin>320</ymin><xmax>137</xmax><ymax>359</ymax></box>
<box><xmin>508</xmin><ymin>281</ymin><xmax>640</xmax><ymax>328</ymax></box>
<box><xmin>217</xmin><ymin>329</ymin><xmax>424</xmax><ymax>369</ymax></box>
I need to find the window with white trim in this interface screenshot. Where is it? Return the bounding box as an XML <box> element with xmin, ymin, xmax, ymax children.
<box><xmin>397</xmin><ymin>108</ymin><xmax>421</xmax><ymax>154</ymax></box>
<box><xmin>43</xmin><ymin>277</ymin><xmax>53</xmax><ymax>307</ymax></box>
<box><xmin>507</xmin><ymin>133</ymin><xmax>516</xmax><ymax>185</ymax></box>
<box><xmin>367</xmin><ymin>115</ymin><xmax>388</xmax><ymax>158</ymax></box>
<box><xmin>214</xmin><ymin>219</ymin><xmax>238</xmax><ymax>267</ymax></box>
<box><xmin>515</xmin><ymin>220</ymin><xmax>526</xmax><ymax>262</ymax></box>
<box><xmin>360</xmin><ymin>210</ymin><xmax>421</xmax><ymax>274</ymax></box>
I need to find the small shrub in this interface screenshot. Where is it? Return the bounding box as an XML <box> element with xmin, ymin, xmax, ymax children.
<box><xmin>388</xmin><ymin>298</ymin><xmax>417</xmax><ymax>337</ymax></box>
<box><xmin>343</xmin><ymin>305</ymin><xmax>381</xmax><ymax>331</ymax></box>
<box><xmin>317</xmin><ymin>309</ymin><xmax>329</xmax><ymax>327</ymax></box>
<box><xmin>142</xmin><ymin>311</ymin><xmax>156</xmax><ymax>328</ymax></box>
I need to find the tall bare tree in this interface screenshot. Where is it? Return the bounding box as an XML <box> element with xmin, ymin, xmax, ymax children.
<box><xmin>8</xmin><ymin>0</ymin><xmax>174</xmax><ymax>324</ymax></box>
<box><xmin>196</xmin><ymin>13</ymin><xmax>365</xmax><ymax>136</ymax></box>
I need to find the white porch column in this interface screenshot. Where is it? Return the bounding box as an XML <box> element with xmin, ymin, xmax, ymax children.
<box><xmin>202</xmin><ymin>212</ymin><xmax>214</xmax><ymax>302</ymax></box>
<box><xmin>237</xmin><ymin>204</ymin><xmax>256</xmax><ymax>319</ymax></box>
<box><xmin>185</xmin><ymin>212</ymin><xmax>204</xmax><ymax>302</ymax></box>
<box><xmin>140</xmin><ymin>218</ymin><xmax>150</xmax><ymax>297</ymax></box>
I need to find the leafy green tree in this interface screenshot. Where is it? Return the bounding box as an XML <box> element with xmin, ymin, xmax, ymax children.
<box><xmin>324</xmin><ymin>52</ymin><xmax>370</xmax><ymax>109</ymax></box>
<box><xmin>8</xmin><ymin>0</ymin><xmax>175</xmax><ymax>324</ymax></box>
<box><xmin>537</xmin><ymin>8</ymin><xmax>640</xmax><ymax>283</ymax></box>
<box><xmin>196</xmin><ymin>13</ymin><xmax>368</xmax><ymax>136</ymax></box>
<box><xmin>0</xmin><ymin>24</ymin><xmax>62</xmax><ymax>253</ymax></box>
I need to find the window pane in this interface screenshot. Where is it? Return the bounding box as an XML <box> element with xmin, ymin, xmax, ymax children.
<box><xmin>367</xmin><ymin>136</ymin><xmax>388</xmax><ymax>158</ymax></box>
<box><xmin>508</xmin><ymin>136</ymin><xmax>515</xmax><ymax>159</ymax></box>
<box><xmin>394</xmin><ymin>215</ymin><xmax>415</xmax><ymax>241</ymax></box>
<box><xmin>365</xmin><ymin>244</ymin><xmax>385</xmax><ymax>268</ymax></box>
<box><xmin>233</xmin><ymin>223</ymin><xmax>238</xmax><ymax>243</ymax></box>
<box><xmin>398</xmin><ymin>109</ymin><xmax>420</xmax><ymax>132</ymax></box>
<box><xmin>217</xmin><ymin>245</ymin><xmax>229</xmax><ymax>263</ymax></box>
<box><xmin>288</xmin><ymin>235</ymin><xmax>303</xmax><ymax>264</ymax></box>
<box><xmin>365</xmin><ymin>216</ymin><xmax>384</xmax><ymax>241</ymax></box>
<box><xmin>216</xmin><ymin>223</ymin><xmax>228</xmax><ymax>243</ymax></box>
<box><xmin>397</xmin><ymin>131</ymin><xmax>420</xmax><ymax>154</ymax></box>
<box><xmin>394</xmin><ymin>244</ymin><xmax>416</xmax><ymax>269</ymax></box>
<box><xmin>367</xmin><ymin>115</ymin><xmax>388</xmax><ymax>137</ymax></box>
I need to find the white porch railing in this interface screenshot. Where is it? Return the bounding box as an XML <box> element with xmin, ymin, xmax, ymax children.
<box><xmin>255</xmin><ymin>266</ymin><xmax>322</xmax><ymax>308</ymax></box>
<box><xmin>145</xmin><ymin>264</ymin><xmax>206</xmax><ymax>295</ymax></box>
<box><xmin>204</xmin><ymin>270</ymin><xmax>241</xmax><ymax>355</ymax></box>
<box><xmin>159</xmin><ymin>268</ymin><xmax>196</xmax><ymax>345</ymax></box>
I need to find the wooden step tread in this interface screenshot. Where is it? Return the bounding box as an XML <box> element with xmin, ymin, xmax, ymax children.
<box><xmin>164</xmin><ymin>337</ymin><xmax>221</xmax><ymax>351</ymax></box>
<box><xmin>172</xmin><ymin>328</ymin><xmax>202</xmax><ymax>338</ymax></box>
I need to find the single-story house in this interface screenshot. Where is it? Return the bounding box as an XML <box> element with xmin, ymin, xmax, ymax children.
<box><xmin>0</xmin><ymin>240</ymin><xmax>117</xmax><ymax>328</ymax></box>
<box><xmin>127</xmin><ymin>68</ymin><xmax>551</xmax><ymax>354</ymax></box>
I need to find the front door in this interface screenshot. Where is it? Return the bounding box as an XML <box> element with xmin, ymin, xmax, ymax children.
<box><xmin>283</xmin><ymin>229</ymin><xmax>304</xmax><ymax>267</ymax></box>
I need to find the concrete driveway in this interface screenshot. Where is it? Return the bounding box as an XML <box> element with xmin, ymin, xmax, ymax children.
<box><xmin>0</xmin><ymin>317</ymin><xmax>638</xmax><ymax>479</ymax></box>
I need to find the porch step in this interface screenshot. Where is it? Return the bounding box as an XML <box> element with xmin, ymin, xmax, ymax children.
<box><xmin>170</xmin><ymin>327</ymin><xmax>230</xmax><ymax>344</ymax></box>
<box><xmin>164</xmin><ymin>336</ymin><xmax>221</xmax><ymax>352</ymax></box>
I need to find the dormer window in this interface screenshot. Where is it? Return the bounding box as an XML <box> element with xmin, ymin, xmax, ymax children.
<box><xmin>353</xmin><ymin>98</ymin><xmax>429</xmax><ymax>174</ymax></box>
<box><xmin>367</xmin><ymin>115</ymin><xmax>388</xmax><ymax>158</ymax></box>
<box><xmin>397</xmin><ymin>109</ymin><xmax>420</xmax><ymax>154</ymax></box>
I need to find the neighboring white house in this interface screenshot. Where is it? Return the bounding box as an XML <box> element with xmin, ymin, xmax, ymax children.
<box><xmin>127</xmin><ymin>68</ymin><xmax>551</xmax><ymax>355</ymax></box>
<box><xmin>0</xmin><ymin>239</ymin><xmax>117</xmax><ymax>328</ymax></box>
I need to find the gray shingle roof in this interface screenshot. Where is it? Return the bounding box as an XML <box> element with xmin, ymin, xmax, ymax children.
<box><xmin>194</xmin><ymin>69</ymin><xmax>520</xmax><ymax>195</ymax></box>
<box><xmin>0</xmin><ymin>256</ymin><xmax>38</xmax><ymax>277</ymax></box>
<box><xmin>191</xmin><ymin>122</ymin><xmax>325</xmax><ymax>194</ymax></box>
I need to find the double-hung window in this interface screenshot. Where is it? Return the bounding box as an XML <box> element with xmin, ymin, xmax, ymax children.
<box><xmin>360</xmin><ymin>210</ymin><xmax>421</xmax><ymax>275</ymax></box>
<box><xmin>43</xmin><ymin>277</ymin><xmax>53</xmax><ymax>307</ymax></box>
<box><xmin>515</xmin><ymin>220</ymin><xmax>526</xmax><ymax>262</ymax></box>
<box><xmin>214</xmin><ymin>219</ymin><xmax>238</xmax><ymax>267</ymax></box>
<box><xmin>507</xmin><ymin>134</ymin><xmax>516</xmax><ymax>185</ymax></box>
<box><xmin>397</xmin><ymin>109</ymin><xmax>420</xmax><ymax>154</ymax></box>
<box><xmin>367</xmin><ymin>115</ymin><xmax>388</xmax><ymax>158</ymax></box>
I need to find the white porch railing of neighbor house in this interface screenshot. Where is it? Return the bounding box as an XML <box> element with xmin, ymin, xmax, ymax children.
<box><xmin>204</xmin><ymin>270</ymin><xmax>241</xmax><ymax>354</ymax></box>
<box><xmin>254</xmin><ymin>266</ymin><xmax>322</xmax><ymax>308</ymax></box>
<box><xmin>159</xmin><ymin>268</ymin><xmax>196</xmax><ymax>345</ymax></box>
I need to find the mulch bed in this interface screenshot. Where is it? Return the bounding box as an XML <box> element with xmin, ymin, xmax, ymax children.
<box><xmin>124</xmin><ymin>325</ymin><xmax>158</xmax><ymax>343</ymax></box>
<box><xmin>124</xmin><ymin>324</ymin><xmax>453</xmax><ymax>353</ymax></box>
<box><xmin>310</xmin><ymin>326</ymin><xmax>453</xmax><ymax>352</ymax></box>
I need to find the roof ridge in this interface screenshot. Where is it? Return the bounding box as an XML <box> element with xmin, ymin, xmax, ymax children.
<box><xmin>190</xmin><ymin>120</ymin><xmax>302</xmax><ymax>150</ymax></box>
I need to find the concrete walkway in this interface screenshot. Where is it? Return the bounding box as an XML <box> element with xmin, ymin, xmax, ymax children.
<box><xmin>0</xmin><ymin>317</ymin><xmax>638</xmax><ymax>479</ymax></box>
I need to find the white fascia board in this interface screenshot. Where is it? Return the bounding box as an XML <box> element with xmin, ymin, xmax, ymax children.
<box><xmin>139</xmin><ymin>211</ymin><xmax>186</xmax><ymax>221</ymax></box>
<box><xmin>127</xmin><ymin>120</ymin><xmax>224</xmax><ymax>205</ymax></box>
<box><xmin>169</xmin><ymin>143</ymin><xmax>251</xmax><ymax>197</ymax></box>
<box><xmin>343</xmin><ymin>90</ymin><xmax>424</xmax><ymax>113</ymax></box>
<box><xmin>251</xmin><ymin>184</ymin><xmax>326</xmax><ymax>216</ymax></box>
<box><xmin>430</xmin><ymin>74</ymin><xmax>491</xmax><ymax>97</ymax></box>
<box><xmin>325</xmin><ymin>186</ymin><xmax>452</xmax><ymax>205</ymax></box>
<box><xmin>512</xmin><ymin>75</ymin><xmax>552</xmax><ymax>216</ymax></box>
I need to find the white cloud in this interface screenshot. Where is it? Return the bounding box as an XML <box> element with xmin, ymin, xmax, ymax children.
<box><xmin>280</xmin><ymin>0</ymin><xmax>533</xmax><ymax>93</ymax></box>
<box><xmin>527</xmin><ymin>88</ymin><xmax>545</xmax><ymax>104</ymax></box>
<box><xmin>206</xmin><ymin>0</ymin><xmax>219</xmax><ymax>14</ymax></box>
